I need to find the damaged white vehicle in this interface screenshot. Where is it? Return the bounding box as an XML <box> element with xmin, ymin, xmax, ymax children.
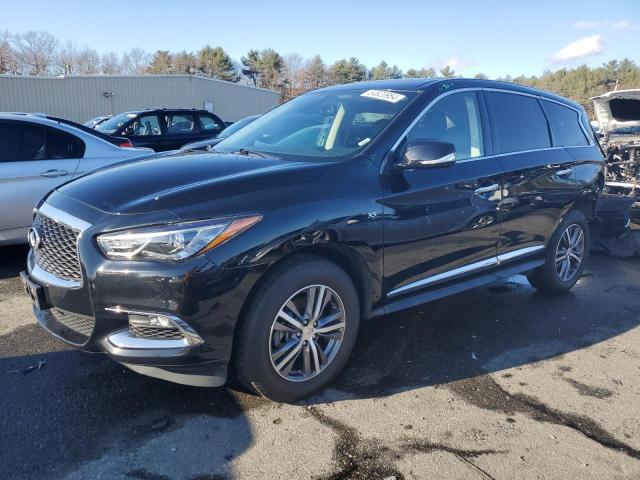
<box><xmin>592</xmin><ymin>89</ymin><xmax>640</xmax><ymax>207</ymax></box>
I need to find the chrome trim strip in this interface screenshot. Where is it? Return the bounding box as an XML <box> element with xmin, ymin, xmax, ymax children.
<box><xmin>388</xmin><ymin>257</ymin><xmax>497</xmax><ymax>297</ymax></box>
<box><xmin>496</xmin><ymin>245</ymin><xmax>545</xmax><ymax>264</ymax></box>
<box><xmin>390</xmin><ymin>85</ymin><xmax>594</xmax><ymax>157</ymax></box>
<box><xmin>388</xmin><ymin>244</ymin><xmax>546</xmax><ymax>297</ymax></box>
<box><xmin>107</xmin><ymin>330</ymin><xmax>194</xmax><ymax>350</ymax></box>
<box><xmin>28</xmin><ymin>251</ymin><xmax>82</xmax><ymax>289</ymax></box>
<box><xmin>38</xmin><ymin>203</ymin><xmax>91</xmax><ymax>232</ymax></box>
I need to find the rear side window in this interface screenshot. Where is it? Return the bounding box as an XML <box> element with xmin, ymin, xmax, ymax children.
<box><xmin>486</xmin><ymin>92</ymin><xmax>551</xmax><ymax>154</ymax></box>
<box><xmin>165</xmin><ymin>114</ymin><xmax>195</xmax><ymax>134</ymax></box>
<box><xmin>543</xmin><ymin>101</ymin><xmax>589</xmax><ymax>147</ymax></box>
<box><xmin>199</xmin><ymin>115</ymin><xmax>223</xmax><ymax>131</ymax></box>
<box><xmin>46</xmin><ymin>128</ymin><xmax>85</xmax><ymax>159</ymax></box>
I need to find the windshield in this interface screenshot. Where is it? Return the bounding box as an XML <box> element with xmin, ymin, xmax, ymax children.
<box><xmin>218</xmin><ymin>115</ymin><xmax>259</xmax><ymax>139</ymax></box>
<box><xmin>215</xmin><ymin>89</ymin><xmax>417</xmax><ymax>159</ymax></box>
<box><xmin>95</xmin><ymin>112</ymin><xmax>137</xmax><ymax>134</ymax></box>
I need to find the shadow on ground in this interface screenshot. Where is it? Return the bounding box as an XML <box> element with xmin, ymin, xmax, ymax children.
<box><xmin>1</xmin><ymin>243</ymin><xmax>640</xmax><ymax>479</ymax></box>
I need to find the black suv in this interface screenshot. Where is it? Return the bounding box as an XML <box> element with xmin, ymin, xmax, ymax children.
<box><xmin>23</xmin><ymin>79</ymin><xmax>604</xmax><ymax>402</ymax></box>
<box><xmin>95</xmin><ymin>109</ymin><xmax>226</xmax><ymax>151</ymax></box>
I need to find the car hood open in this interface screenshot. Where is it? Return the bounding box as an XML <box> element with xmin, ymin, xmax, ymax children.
<box><xmin>592</xmin><ymin>89</ymin><xmax>640</xmax><ymax>135</ymax></box>
<box><xmin>57</xmin><ymin>150</ymin><xmax>325</xmax><ymax>215</ymax></box>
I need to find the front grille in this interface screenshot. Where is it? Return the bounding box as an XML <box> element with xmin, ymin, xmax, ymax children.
<box><xmin>33</xmin><ymin>213</ymin><xmax>82</xmax><ymax>283</ymax></box>
<box><xmin>130</xmin><ymin>323</ymin><xmax>184</xmax><ymax>340</ymax></box>
<box><xmin>50</xmin><ymin>308</ymin><xmax>95</xmax><ymax>338</ymax></box>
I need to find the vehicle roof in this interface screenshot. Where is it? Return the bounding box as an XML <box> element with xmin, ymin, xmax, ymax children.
<box><xmin>316</xmin><ymin>78</ymin><xmax>584</xmax><ymax>110</ymax></box>
<box><xmin>120</xmin><ymin>108</ymin><xmax>219</xmax><ymax>115</ymax></box>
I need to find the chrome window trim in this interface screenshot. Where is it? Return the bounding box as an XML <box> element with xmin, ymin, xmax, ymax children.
<box><xmin>387</xmin><ymin>244</ymin><xmax>545</xmax><ymax>297</ymax></box>
<box><xmin>390</xmin><ymin>86</ymin><xmax>594</xmax><ymax>160</ymax></box>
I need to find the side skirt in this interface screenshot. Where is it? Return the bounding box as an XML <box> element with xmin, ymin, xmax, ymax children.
<box><xmin>370</xmin><ymin>259</ymin><xmax>544</xmax><ymax>318</ymax></box>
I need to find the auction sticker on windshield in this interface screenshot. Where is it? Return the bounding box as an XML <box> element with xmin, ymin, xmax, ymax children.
<box><xmin>361</xmin><ymin>90</ymin><xmax>407</xmax><ymax>103</ymax></box>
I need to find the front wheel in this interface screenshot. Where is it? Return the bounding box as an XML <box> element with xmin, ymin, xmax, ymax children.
<box><xmin>235</xmin><ymin>255</ymin><xmax>360</xmax><ymax>402</ymax></box>
<box><xmin>527</xmin><ymin>210</ymin><xmax>590</xmax><ymax>293</ymax></box>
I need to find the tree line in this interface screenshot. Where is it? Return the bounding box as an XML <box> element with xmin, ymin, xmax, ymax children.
<box><xmin>1</xmin><ymin>30</ymin><xmax>639</xmax><ymax>115</ymax></box>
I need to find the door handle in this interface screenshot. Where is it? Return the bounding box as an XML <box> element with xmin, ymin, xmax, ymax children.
<box><xmin>40</xmin><ymin>169</ymin><xmax>69</xmax><ymax>178</ymax></box>
<box><xmin>556</xmin><ymin>168</ymin><xmax>573</xmax><ymax>177</ymax></box>
<box><xmin>474</xmin><ymin>184</ymin><xmax>500</xmax><ymax>194</ymax></box>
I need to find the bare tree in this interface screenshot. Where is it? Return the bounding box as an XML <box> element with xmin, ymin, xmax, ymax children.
<box><xmin>76</xmin><ymin>47</ymin><xmax>100</xmax><ymax>74</ymax></box>
<box><xmin>0</xmin><ymin>30</ymin><xmax>18</xmax><ymax>74</ymax></box>
<box><xmin>57</xmin><ymin>40</ymin><xmax>78</xmax><ymax>75</ymax></box>
<box><xmin>122</xmin><ymin>47</ymin><xmax>150</xmax><ymax>74</ymax></box>
<box><xmin>101</xmin><ymin>51</ymin><xmax>122</xmax><ymax>74</ymax></box>
<box><xmin>14</xmin><ymin>30</ymin><xmax>58</xmax><ymax>75</ymax></box>
<box><xmin>282</xmin><ymin>53</ymin><xmax>305</xmax><ymax>100</ymax></box>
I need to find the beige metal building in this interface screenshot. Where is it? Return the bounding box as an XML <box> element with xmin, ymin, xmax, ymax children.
<box><xmin>0</xmin><ymin>74</ymin><xmax>280</xmax><ymax>123</ymax></box>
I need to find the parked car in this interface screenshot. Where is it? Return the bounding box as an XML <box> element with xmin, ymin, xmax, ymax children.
<box><xmin>0</xmin><ymin>113</ymin><xmax>153</xmax><ymax>245</ymax></box>
<box><xmin>181</xmin><ymin>115</ymin><xmax>260</xmax><ymax>151</ymax></box>
<box><xmin>94</xmin><ymin>108</ymin><xmax>226</xmax><ymax>151</ymax></box>
<box><xmin>22</xmin><ymin>79</ymin><xmax>604</xmax><ymax>402</ymax></box>
<box><xmin>592</xmin><ymin>89</ymin><xmax>640</xmax><ymax>206</ymax></box>
<box><xmin>84</xmin><ymin>115</ymin><xmax>111</xmax><ymax>129</ymax></box>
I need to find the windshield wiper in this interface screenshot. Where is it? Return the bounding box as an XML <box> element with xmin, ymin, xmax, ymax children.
<box><xmin>236</xmin><ymin>148</ymin><xmax>266</xmax><ymax>158</ymax></box>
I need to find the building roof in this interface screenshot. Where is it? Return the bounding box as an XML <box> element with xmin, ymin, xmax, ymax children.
<box><xmin>0</xmin><ymin>74</ymin><xmax>278</xmax><ymax>94</ymax></box>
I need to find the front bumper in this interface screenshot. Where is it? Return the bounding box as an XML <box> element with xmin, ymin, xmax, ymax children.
<box><xmin>25</xmin><ymin>244</ymin><xmax>263</xmax><ymax>387</ymax></box>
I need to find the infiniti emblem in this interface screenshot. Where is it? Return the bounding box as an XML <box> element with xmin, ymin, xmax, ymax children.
<box><xmin>28</xmin><ymin>227</ymin><xmax>42</xmax><ymax>250</ymax></box>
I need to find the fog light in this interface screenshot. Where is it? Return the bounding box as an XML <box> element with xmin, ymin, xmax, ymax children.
<box><xmin>130</xmin><ymin>313</ymin><xmax>174</xmax><ymax>329</ymax></box>
<box><xmin>106</xmin><ymin>307</ymin><xmax>203</xmax><ymax>345</ymax></box>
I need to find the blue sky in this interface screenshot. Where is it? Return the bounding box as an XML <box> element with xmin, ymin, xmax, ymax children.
<box><xmin>2</xmin><ymin>0</ymin><xmax>639</xmax><ymax>77</ymax></box>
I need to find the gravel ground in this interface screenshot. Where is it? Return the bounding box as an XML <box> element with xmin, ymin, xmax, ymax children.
<box><xmin>1</xmin><ymin>234</ymin><xmax>640</xmax><ymax>480</ymax></box>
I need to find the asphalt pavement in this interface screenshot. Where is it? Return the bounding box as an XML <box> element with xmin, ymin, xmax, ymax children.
<box><xmin>1</xmin><ymin>237</ymin><xmax>640</xmax><ymax>480</ymax></box>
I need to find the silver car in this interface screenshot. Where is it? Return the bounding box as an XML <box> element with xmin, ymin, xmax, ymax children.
<box><xmin>0</xmin><ymin>113</ymin><xmax>153</xmax><ymax>245</ymax></box>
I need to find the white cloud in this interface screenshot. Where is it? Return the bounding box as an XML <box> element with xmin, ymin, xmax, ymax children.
<box><xmin>573</xmin><ymin>19</ymin><xmax>639</xmax><ymax>30</ymax></box>
<box><xmin>552</xmin><ymin>35</ymin><xmax>604</xmax><ymax>63</ymax></box>
<box><xmin>573</xmin><ymin>20</ymin><xmax>599</xmax><ymax>29</ymax></box>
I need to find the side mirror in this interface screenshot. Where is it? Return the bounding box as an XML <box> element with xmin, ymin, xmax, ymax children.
<box><xmin>397</xmin><ymin>139</ymin><xmax>456</xmax><ymax>169</ymax></box>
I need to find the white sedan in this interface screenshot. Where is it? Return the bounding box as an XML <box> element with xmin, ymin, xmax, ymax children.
<box><xmin>0</xmin><ymin>113</ymin><xmax>154</xmax><ymax>245</ymax></box>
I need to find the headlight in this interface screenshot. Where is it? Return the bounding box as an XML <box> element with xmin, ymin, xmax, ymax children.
<box><xmin>97</xmin><ymin>216</ymin><xmax>262</xmax><ymax>261</ymax></box>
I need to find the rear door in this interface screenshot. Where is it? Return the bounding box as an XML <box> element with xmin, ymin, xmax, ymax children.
<box><xmin>541</xmin><ymin>100</ymin><xmax>600</xmax><ymax>199</ymax></box>
<box><xmin>484</xmin><ymin>91</ymin><xmax>578</xmax><ymax>259</ymax></box>
<box><xmin>382</xmin><ymin>90</ymin><xmax>504</xmax><ymax>298</ymax></box>
<box><xmin>160</xmin><ymin>112</ymin><xmax>200</xmax><ymax>150</ymax></box>
<box><xmin>0</xmin><ymin>120</ymin><xmax>82</xmax><ymax>238</ymax></box>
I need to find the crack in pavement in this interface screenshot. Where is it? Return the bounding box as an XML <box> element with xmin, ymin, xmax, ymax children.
<box><xmin>401</xmin><ymin>440</ymin><xmax>502</xmax><ymax>479</ymax></box>
<box><xmin>448</xmin><ymin>374</ymin><xmax>640</xmax><ymax>460</ymax></box>
<box><xmin>307</xmin><ymin>406</ymin><xmax>503</xmax><ymax>479</ymax></box>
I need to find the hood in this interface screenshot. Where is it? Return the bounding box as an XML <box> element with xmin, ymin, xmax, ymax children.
<box><xmin>592</xmin><ymin>89</ymin><xmax>640</xmax><ymax>134</ymax></box>
<box><xmin>57</xmin><ymin>150</ymin><xmax>325</xmax><ymax>215</ymax></box>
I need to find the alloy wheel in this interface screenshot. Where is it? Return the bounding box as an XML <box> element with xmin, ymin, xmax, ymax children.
<box><xmin>555</xmin><ymin>224</ymin><xmax>585</xmax><ymax>282</ymax></box>
<box><xmin>268</xmin><ymin>285</ymin><xmax>346</xmax><ymax>382</ymax></box>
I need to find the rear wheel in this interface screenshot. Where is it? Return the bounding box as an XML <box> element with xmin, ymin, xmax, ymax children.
<box><xmin>527</xmin><ymin>210</ymin><xmax>589</xmax><ymax>293</ymax></box>
<box><xmin>235</xmin><ymin>255</ymin><xmax>360</xmax><ymax>402</ymax></box>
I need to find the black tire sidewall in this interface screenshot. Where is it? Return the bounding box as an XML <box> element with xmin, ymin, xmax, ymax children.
<box><xmin>237</xmin><ymin>257</ymin><xmax>360</xmax><ymax>402</ymax></box>
<box><xmin>533</xmin><ymin>210</ymin><xmax>590</xmax><ymax>291</ymax></box>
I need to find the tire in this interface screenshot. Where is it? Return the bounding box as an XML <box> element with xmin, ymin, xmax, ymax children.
<box><xmin>235</xmin><ymin>255</ymin><xmax>360</xmax><ymax>402</ymax></box>
<box><xmin>527</xmin><ymin>210</ymin><xmax>590</xmax><ymax>293</ymax></box>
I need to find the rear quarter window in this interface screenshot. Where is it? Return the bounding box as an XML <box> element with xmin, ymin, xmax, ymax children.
<box><xmin>543</xmin><ymin>101</ymin><xmax>589</xmax><ymax>147</ymax></box>
<box><xmin>486</xmin><ymin>92</ymin><xmax>551</xmax><ymax>154</ymax></box>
